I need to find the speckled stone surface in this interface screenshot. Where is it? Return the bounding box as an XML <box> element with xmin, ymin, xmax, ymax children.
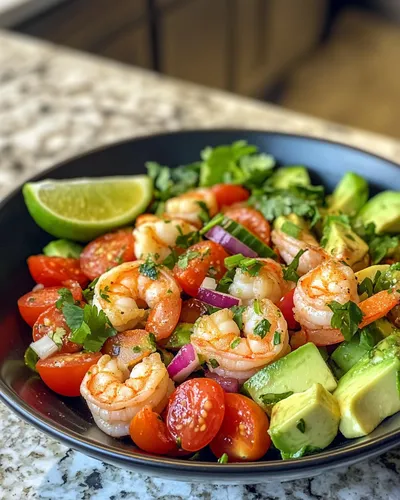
<box><xmin>1</xmin><ymin>30</ymin><xmax>400</xmax><ymax>499</ymax></box>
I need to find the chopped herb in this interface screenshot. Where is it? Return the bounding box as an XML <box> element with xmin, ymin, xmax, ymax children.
<box><xmin>196</xmin><ymin>200</ymin><xmax>210</xmax><ymax>224</ymax></box>
<box><xmin>353</xmin><ymin>221</ymin><xmax>399</xmax><ymax>264</ymax></box>
<box><xmin>218</xmin><ymin>453</ymin><xmax>229</xmax><ymax>464</ymax></box>
<box><xmin>162</xmin><ymin>248</ymin><xmax>179</xmax><ymax>270</ymax></box>
<box><xmin>209</xmin><ymin>358</ymin><xmax>219</xmax><ymax>368</ymax></box>
<box><xmin>388</xmin><ymin>288</ymin><xmax>394</xmax><ymax>294</ymax></box>
<box><xmin>115</xmin><ymin>246</ymin><xmax>126</xmax><ymax>265</ymax></box>
<box><xmin>100</xmin><ymin>285</ymin><xmax>111</xmax><ymax>303</ymax></box>
<box><xmin>200</xmin><ymin>213</ymin><xmax>224</xmax><ymax>235</ymax></box>
<box><xmin>176</xmin><ymin>437</ymin><xmax>182</xmax><ymax>448</ymax></box>
<box><xmin>224</xmin><ymin>254</ymin><xmax>263</xmax><ymax>276</ymax></box>
<box><xmin>328</xmin><ymin>300</ymin><xmax>363</xmax><ymax>342</ymax></box>
<box><xmin>260</xmin><ymin>391</ymin><xmax>294</xmax><ymax>405</ymax></box>
<box><xmin>281</xmin><ymin>221</ymin><xmax>301</xmax><ymax>239</ymax></box>
<box><xmin>148</xmin><ymin>333</ymin><xmax>157</xmax><ymax>349</ymax></box>
<box><xmin>166</xmin><ymin>289</ymin><xmax>173</xmax><ymax>294</ymax></box>
<box><xmin>175</xmin><ymin>227</ymin><xmax>201</xmax><ymax>249</ymax></box>
<box><xmin>231</xmin><ymin>305</ymin><xmax>246</xmax><ymax>330</ymax></box>
<box><xmin>55</xmin><ymin>288</ymin><xmax>74</xmax><ymax>310</ymax></box>
<box><xmin>254</xmin><ymin>319</ymin><xmax>271</xmax><ymax>339</ymax></box>
<box><xmin>177</xmin><ymin>250</ymin><xmax>201</xmax><ymax>270</ymax></box>
<box><xmin>296</xmin><ymin>419</ymin><xmax>306</xmax><ymax>433</ymax></box>
<box><xmin>189</xmin><ymin>452</ymin><xmax>201</xmax><ymax>461</ymax></box>
<box><xmin>357</xmin><ymin>277</ymin><xmax>374</xmax><ymax>298</ymax></box>
<box><xmin>253</xmin><ymin>299</ymin><xmax>261</xmax><ymax>315</ymax></box>
<box><xmin>273</xmin><ymin>331</ymin><xmax>281</xmax><ymax>345</ymax></box>
<box><xmin>206</xmin><ymin>305</ymin><xmax>221</xmax><ymax>315</ymax></box>
<box><xmin>283</xmin><ymin>249</ymin><xmax>307</xmax><ymax>283</ymax></box>
<box><xmin>50</xmin><ymin>327</ymin><xmax>67</xmax><ymax>347</ymax></box>
<box><xmin>83</xmin><ymin>277</ymin><xmax>99</xmax><ymax>303</ymax></box>
<box><xmin>28</xmin><ymin>297</ymin><xmax>36</xmax><ymax>303</ymax></box>
<box><xmin>132</xmin><ymin>346</ymin><xmax>142</xmax><ymax>353</ymax></box>
<box><xmin>24</xmin><ymin>346</ymin><xmax>39</xmax><ymax>372</ymax></box>
<box><xmin>139</xmin><ymin>256</ymin><xmax>159</xmax><ymax>280</ymax></box>
<box><xmin>230</xmin><ymin>338</ymin><xmax>241</xmax><ymax>349</ymax></box>
<box><xmin>216</xmin><ymin>268</ymin><xmax>236</xmax><ymax>293</ymax></box>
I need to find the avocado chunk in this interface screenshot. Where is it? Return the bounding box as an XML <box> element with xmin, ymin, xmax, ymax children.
<box><xmin>358</xmin><ymin>191</ymin><xmax>400</xmax><ymax>233</ymax></box>
<box><xmin>328</xmin><ymin>172</ymin><xmax>369</xmax><ymax>215</ymax></box>
<box><xmin>269</xmin><ymin>166</ymin><xmax>311</xmax><ymax>189</ymax></box>
<box><xmin>274</xmin><ymin>213</ymin><xmax>309</xmax><ymax>233</ymax></box>
<box><xmin>242</xmin><ymin>343</ymin><xmax>337</xmax><ymax>415</ymax></box>
<box><xmin>334</xmin><ymin>335</ymin><xmax>400</xmax><ymax>438</ymax></box>
<box><xmin>43</xmin><ymin>239</ymin><xmax>83</xmax><ymax>259</ymax></box>
<box><xmin>321</xmin><ymin>216</ymin><xmax>369</xmax><ymax>271</ymax></box>
<box><xmin>164</xmin><ymin>323</ymin><xmax>193</xmax><ymax>350</ymax></box>
<box><xmin>268</xmin><ymin>383</ymin><xmax>340</xmax><ymax>459</ymax></box>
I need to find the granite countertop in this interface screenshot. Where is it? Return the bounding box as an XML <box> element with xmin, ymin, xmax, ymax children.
<box><xmin>1</xmin><ymin>30</ymin><xmax>400</xmax><ymax>500</ymax></box>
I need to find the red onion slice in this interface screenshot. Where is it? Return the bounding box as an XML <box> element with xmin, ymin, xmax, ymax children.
<box><xmin>167</xmin><ymin>343</ymin><xmax>200</xmax><ymax>383</ymax></box>
<box><xmin>196</xmin><ymin>287</ymin><xmax>241</xmax><ymax>308</ymax></box>
<box><xmin>205</xmin><ymin>226</ymin><xmax>257</xmax><ymax>258</ymax></box>
<box><xmin>204</xmin><ymin>370</ymin><xmax>240</xmax><ymax>393</ymax></box>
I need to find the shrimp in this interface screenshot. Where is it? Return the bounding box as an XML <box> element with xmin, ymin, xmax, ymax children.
<box><xmin>271</xmin><ymin>226</ymin><xmax>327</xmax><ymax>275</ymax></box>
<box><xmin>293</xmin><ymin>259</ymin><xmax>359</xmax><ymax>341</ymax></box>
<box><xmin>191</xmin><ymin>299</ymin><xmax>289</xmax><ymax>382</ymax></box>
<box><xmin>93</xmin><ymin>261</ymin><xmax>181</xmax><ymax>339</ymax></box>
<box><xmin>81</xmin><ymin>353</ymin><xmax>174</xmax><ymax>437</ymax></box>
<box><xmin>228</xmin><ymin>258</ymin><xmax>291</xmax><ymax>305</ymax></box>
<box><xmin>164</xmin><ymin>188</ymin><xmax>218</xmax><ymax>227</ymax></box>
<box><xmin>133</xmin><ymin>214</ymin><xmax>197</xmax><ymax>263</ymax></box>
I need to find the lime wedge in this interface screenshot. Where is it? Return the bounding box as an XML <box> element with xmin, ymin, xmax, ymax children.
<box><xmin>23</xmin><ymin>176</ymin><xmax>153</xmax><ymax>242</ymax></box>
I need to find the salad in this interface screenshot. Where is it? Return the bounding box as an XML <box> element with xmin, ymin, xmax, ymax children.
<box><xmin>18</xmin><ymin>140</ymin><xmax>400</xmax><ymax>462</ymax></box>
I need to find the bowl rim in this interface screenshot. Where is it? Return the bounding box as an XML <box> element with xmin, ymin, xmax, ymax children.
<box><xmin>1</xmin><ymin>128</ymin><xmax>400</xmax><ymax>477</ymax></box>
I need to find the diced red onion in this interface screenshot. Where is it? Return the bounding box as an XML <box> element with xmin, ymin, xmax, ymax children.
<box><xmin>167</xmin><ymin>343</ymin><xmax>200</xmax><ymax>383</ymax></box>
<box><xmin>205</xmin><ymin>370</ymin><xmax>240</xmax><ymax>393</ymax></box>
<box><xmin>30</xmin><ymin>335</ymin><xmax>58</xmax><ymax>359</ymax></box>
<box><xmin>32</xmin><ymin>283</ymin><xmax>44</xmax><ymax>292</ymax></box>
<box><xmin>201</xmin><ymin>277</ymin><xmax>217</xmax><ymax>290</ymax></box>
<box><xmin>205</xmin><ymin>226</ymin><xmax>257</xmax><ymax>257</ymax></box>
<box><xmin>197</xmin><ymin>287</ymin><xmax>241</xmax><ymax>308</ymax></box>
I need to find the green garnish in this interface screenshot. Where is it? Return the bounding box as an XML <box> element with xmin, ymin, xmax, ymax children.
<box><xmin>139</xmin><ymin>256</ymin><xmax>160</xmax><ymax>280</ymax></box>
<box><xmin>50</xmin><ymin>327</ymin><xmax>67</xmax><ymax>347</ymax></box>
<box><xmin>100</xmin><ymin>285</ymin><xmax>111</xmax><ymax>303</ymax></box>
<box><xmin>175</xmin><ymin>228</ymin><xmax>201</xmax><ymax>249</ymax></box>
<box><xmin>177</xmin><ymin>250</ymin><xmax>201</xmax><ymax>270</ymax></box>
<box><xmin>328</xmin><ymin>300</ymin><xmax>363</xmax><ymax>342</ymax></box>
<box><xmin>254</xmin><ymin>319</ymin><xmax>271</xmax><ymax>339</ymax></box>
<box><xmin>253</xmin><ymin>299</ymin><xmax>261</xmax><ymax>315</ymax></box>
<box><xmin>209</xmin><ymin>358</ymin><xmax>219</xmax><ymax>368</ymax></box>
<box><xmin>224</xmin><ymin>254</ymin><xmax>263</xmax><ymax>276</ymax></box>
<box><xmin>24</xmin><ymin>346</ymin><xmax>39</xmax><ymax>372</ymax></box>
<box><xmin>273</xmin><ymin>331</ymin><xmax>281</xmax><ymax>345</ymax></box>
<box><xmin>162</xmin><ymin>249</ymin><xmax>179</xmax><ymax>269</ymax></box>
<box><xmin>200</xmin><ymin>213</ymin><xmax>224</xmax><ymax>235</ymax></box>
<box><xmin>296</xmin><ymin>419</ymin><xmax>306</xmax><ymax>433</ymax></box>
<box><xmin>357</xmin><ymin>277</ymin><xmax>374</xmax><ymax>298</ymax></box>
<box><xmin>132</xmin><ymin>346</ymin><xmax>142</xmax><ymax>353</ymax></box>
<box><xmin>282</xmin><ymin>249</ymin><xmax>307</xmax><ymax>283</ymax></box>
<box><xmin>217</xmin><ymin>453</ymin><xmax>229</xmax><ymax>464</ymax></box>
<box><xmin>82</xmin><ymin>277</ymin><xmax>99</xmax><ymax>303</ymax></box>
<box><xmin>281</xmin><ymin>221</ymin><xmax>301</xmax><ymax>239</ymax></box>
<box><xmin>196</xmin><ymin>200</ymin><xmax>210</xmax><ymax>224</ymax></box>
<box><xmin>231</xmin><ymin>305</ymin><xmax>246</xmax><ymax>330</ymax></box>
<box><xmin>230</xmin><ymin>338</ymin><xmax>241</xmax><ymax>349</ymax></box>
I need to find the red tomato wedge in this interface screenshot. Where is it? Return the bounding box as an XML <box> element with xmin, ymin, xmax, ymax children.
<box><xmin>278</xmin><ymin>289</ymin><xmax>298</xmax><ymax>330</ymax></box>
<box><xmin>36</xmin><ymin>352</ymin><xmax>101</xmax><ymax>397</ymax></box>
<box><xmin>130</xmin><ymin>406</ymin><xmax>176</xmax><ymax>455</ymax></box>
<box><xmin>211</xmin><ymin>184</ymin><xmax>249</xmax><ymax>208</ymax></box>
<box><xmin>166</xmin><ymin>378</ymin><xmax>225</xmax><ymax>452</ymax></box>
<box><xmin>18</xmin><ymin>281</ymin><xmax>82</xmax><ymax>327</ymax></box>
<box><xmin>210</xmin><ymin>393</ymin><xmax>271</xmax><ymax>462</ymax></box>
<box><xmin>28</xmin><ymin>255</ymin><xmax>89</xmax><ymax>288</ymax></box>
<box><xmin>173</xmin><ymin>241</ymin><xmax>229</xmax><ymax>297</ymax></box>
<box><xmin>32</xmin><ymin>305</ymin><xmax>82</xmax><ymax>354</ymax></box>
<box><xmin>358</xmin><ymin>289</ymin><xmax>400</xmax><ymax>329</ymax></box>
<box><xmin>80</xmin><ymin>228</ymin><xmax>135</xmax><ymax>281</ymax></box>
<box><xmin>224</xmin><ymin>206</ymin><xmax>271</xmax><ymax>246</ymax></box>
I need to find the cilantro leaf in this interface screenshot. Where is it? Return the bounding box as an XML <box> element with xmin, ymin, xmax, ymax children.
<box><xmin>216</xmin><ymin>268</ymin><xmax>236</xmax><ymax>293</ymax></box>
<box><xmin>175</xmin><ymin>228</ymin><xmax>201</xmax><ymax>249</ymax></box>
<box><xmin>296</xmin><ymin>419</ymin><xmax>306</xmax><ymax>433</ymax></box>
<box><xmin>177</xmin><ymin>250</ymin><xmax>201</xmax><ymax>270</ymax></box>
<box><xmin>231</xmin><ymin>305</ymin><xmax>246</xmax><ymax>330</ymax></box>
<box><xmin>283</xmin><ymin>249</ymin><xmax>307</xmax><ymax>283</ymax></box>
<box><xmin>83</xmin><ymin>277</ymin><xmax>99</xmax><ymax>303</ymax></box>
<box><xmin>357</xmin><ymin>277</ymin><xmax>374</xmax><ymax>298</ymax></box>
<box><xmin>352</xmin><ymin>221</ymin><xmax>399</xmax><ymax>264</ymax></box>
<box><xmin>139</xmin><ymin>256</ymin><xmax>160</xmax><ymax>280</ymax></box>
<box><xmin>328</xmin><ymin>300</ymin><xmax>363</xmax><ymax>341</ymax></box>
<box><xmin>56</xmin><ymin>288</ymin><xmax>74</xmax><ymax>310</ymax></box>
<box><xmin>273</xmin><ymin>331</ymin><xmax>281</xmax><ymax>345</ymax></box>
<box><xmin>162</xmin><ymin>249</ymin><xmax>179</xmax><ymax>270</ymax></box>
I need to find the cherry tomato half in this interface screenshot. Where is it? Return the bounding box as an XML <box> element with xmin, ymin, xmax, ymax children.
<box><xmin>130</xmin><ymin>406</ymin><xmax>176</xmax><ymax>455</ymax></box>
<box><xmin>18</xmin><ymin>280</ymin><xmax>82</xmax><ymax>327</ymax></box>
<box><xmin>33</xmin><ymin>305</ymin><xmax>82</xmax><ymax>354</ymax></box>
<box><xmin>211</xmin><ymin>184</ymin><xmax>249</xmax><ymax>209</ymax></box>
<box><xmin>210</xmin><ymin>393</ymin><xmax>271</xmax><ymax>462</ymax></box>
<box><xmin>278</xmin><ymin>289</ymin><xmax>298</xmax><ymax>330</ymax></box>
<box><xmin>80</xmin><ymin>228</ymin><xmax>135</xmax><ymax>281</ymax></box>
<box><xmin>28</xmin><ymin>255</ymin><xmax>89</xmax><ymax>288</ymax></box>
<box><xmin>166</xmin><ymin>378</ymin><xmax>225</xmax><ymax>452</ymax></box>
<box><xmin>36</xmin><ymin>352</ymin><xmax>101</xmax><ymax>397</ymax></box>
<box><xmin>173</xmin><ymin>241</ymin><xmax>229</xmax><ymax>297</ymax></box>
<box><xmin>224</xmin><ymin>206</ymin><xmax>271</xmax><ymax>246</ymax></box>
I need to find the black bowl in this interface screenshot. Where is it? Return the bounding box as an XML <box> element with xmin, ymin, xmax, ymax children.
<box><xmin>1</xmin><ymin>130</ymin><xmax>400</xmax><ymax>483</ymax></box>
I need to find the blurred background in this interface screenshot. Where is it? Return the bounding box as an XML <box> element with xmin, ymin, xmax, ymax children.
<box><xmin>1</xmin><ymin>0</ymin><xmax>400</xmax><ymax>138</ymax></box>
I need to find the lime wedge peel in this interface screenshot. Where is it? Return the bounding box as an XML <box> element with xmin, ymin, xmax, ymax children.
<box><xmin>23</xmin><ymin>176</ymin><xmax>153</xmax><ymax>242</ymax></box>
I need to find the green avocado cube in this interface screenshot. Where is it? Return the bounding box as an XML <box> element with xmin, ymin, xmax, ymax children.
<box><xmin>43</xmin><ymin>239</ymin><xmax>83</xmax><ymax>258</ymax></box>
<box><xmin>242</xmin><ymin>343</ymin><xmax>337</xmax><ymax>415</ymax></box>
<box><xmin>358</xmin><ymin>191</ymin><xmax>400</xmax><ymax>233</ymax></box>
<box><xmin>327</xmin><ymin>172</ymin><xmax>369</xmax><ymax>215</ymax></box>
<box><xmin>268</xmin><ymin>166</ymin><xmax>311</xmax><ymax>189</ymax></box>
<box><xmin>268</xmin><ymin>383</ymin><xmax>340</xmax><ymax>459</ymax></box>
